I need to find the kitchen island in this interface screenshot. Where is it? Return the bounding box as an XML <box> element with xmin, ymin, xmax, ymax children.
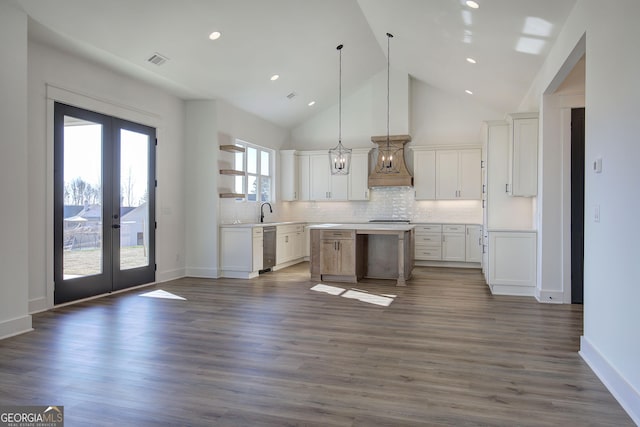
<box><xmin>308</xmin><ymin>223</ymin><xmax>415</xmax><ymax>286</ymax></box>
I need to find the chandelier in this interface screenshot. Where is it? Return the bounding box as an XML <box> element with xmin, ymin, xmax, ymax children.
<box><xmin>328</xmin><ymin>44</ymin><xmax>352</xmax><ymax>175</ymax></box>
<box><xmin>376</xmin><ymin>32</ymin><xmax>402</xmax><ymax>174</ymax></box>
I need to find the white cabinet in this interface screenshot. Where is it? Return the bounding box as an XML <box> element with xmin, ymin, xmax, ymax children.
<box><xmin>507</xmin><ymin>113</ymin><xmax>538</xmax><ymax>197</ymax></box>
<box><xmin>309</xmin><ymin>154</ymin><xmax>348</xmax><ymax>201</ymax></box>
<box><xmin>436</xmin><ymin>149</ymin><xmax>481</xmax><ymax>200</ymax></box>
<box><xmin>297</xmin><ymin>149</ymin><xmax>370</xmax><ymax>201</ymax></box>
<box><xmin>442</xmin><ymin>224</ymin><xmax>466</xmax><ymax>262</ymax></box>
<box><xmin>465</xmin><ymin>225</ymin><xmax>482</xmax><ymax>263</ymax></box>
<box><xmin>348</xmin><ymin>149</ymin><xmax>371</xmax><ymax>201</ymax></box>
<box><xmin>414</xmin><ymin>224</ymin><xmax>442</xmax><ymax>260</ymax></box>
<box><xmin>414</xmin><ymin>223</ymin><xmax>480</xmax><ymax>264</ymax></box>
<box><xmin>252</xmin><ymin>227</ymin><xmax>263</xmax><ymax>272</ymax></box>
<box><xmin>279</xmin><ymin>149</ymin><xmax>298</xmax><ymax>201</ymax></box>
<box><xmin>482</xmin><ymin>121</ymin><xmax>533</xmax><ymax>230</ymax></box>
<box><xmin>487</xmin><ymin>231</ymin><xmax>537</xmax><ymax>296</ymax></box>
<box><xmin>297</xmin><ymin>153</ymin><xmax>310</xmax><ymax>201</ymax></box>
<box><xmin>413</xmin><ymin>149</ymin><xmax>436</xmax><ymax>200</ymax></box>
<box><xmin>276</xmin><ymin>224</ymin><xmax>305</xmax><ymax>265</ymax></box>
<box><xmin>412</xmin><ymin>147</ymin><xmax>481</xmax><ymax>200</ymax></box>
<box><xmin>220</xmin><ymin>226</ymin><xmax>263</xmax><ymax>278</ymax></box>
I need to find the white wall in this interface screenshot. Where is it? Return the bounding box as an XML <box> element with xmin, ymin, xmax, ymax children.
<box><xmin>184</xmin><ymin>101</ymin><xmax>219</xmax><ymax>277</ymax></box>
<box><xmin>522</xmin><ymin>0</ymin><xmax>640</xmax><ymax>421</ymax></box>
<box><xmin>189</xmin><ymin>99</ymin><xmax>289</xmax><ymax>271</ymax></box>
<box><xmin>410</xmin><ymin>78</ymin><xmax>503</xmax><ymax>146</ymax></box>
<box><xmin>26</xmin><ymin>39</ymin><xmax>186</xmax><ymax>311</ymax></box>
<box><xmin>0</xmin><ymin>3</ymin><xmax>32</xmax><ymax>338</ymax></box>
<box><xmin>290</xmin><ymin>67</ymin><xmax>408</xmax><ymax>150</ymax></box>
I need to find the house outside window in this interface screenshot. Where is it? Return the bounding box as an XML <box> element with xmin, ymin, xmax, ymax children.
<box><xmin>233</xmin><ymin>140</ymin><xmax>273</xmax><ymax>202</ymax></box>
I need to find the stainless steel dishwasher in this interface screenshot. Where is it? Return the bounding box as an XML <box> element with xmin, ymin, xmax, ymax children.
<box><xmin>262</xmin><ymin>226</ymin><xmax>276</xmax><ymax>272</ymax></box>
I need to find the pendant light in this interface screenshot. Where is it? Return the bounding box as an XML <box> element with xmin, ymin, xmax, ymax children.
<box><xmin>376</xmin><ymin>32</ymin><xmax>401</xmax><ymax>174</ymax></box>
<box><xmin>329</xmin><ymin>44</ymin><xmax>352</xmax><ymax>175</ymax></box>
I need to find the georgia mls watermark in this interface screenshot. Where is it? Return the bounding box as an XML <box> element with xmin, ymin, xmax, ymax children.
<box><xmin>0</xmin><ymin>406</ymin><xmax>63</xmax><ymax>427</ymax></box>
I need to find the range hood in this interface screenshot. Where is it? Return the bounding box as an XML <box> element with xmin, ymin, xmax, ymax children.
<box><xmin>368</xmin><ymin>134</ymin><xmax>413</xmax><ymax>187</ymax></box>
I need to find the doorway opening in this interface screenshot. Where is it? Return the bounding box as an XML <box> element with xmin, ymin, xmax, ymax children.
<box><xmin>571</xmin><ymin>107</ymin><xmax>585</xmax><ymax>304</ymax></box>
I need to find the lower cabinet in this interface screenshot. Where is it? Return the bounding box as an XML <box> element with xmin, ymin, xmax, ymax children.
<box><xmin>414</xmin><ymin>224</ymin><xmax>443</xmax><ymax>260</ymax></box>
<box><xmin>442</xmin><ymin>224</ymin><xmax>466</xmax><ymax>261</ymax></box>
<box><xmin>220</xmin><ymin>226</ymin><xmax>263</xmax><ymax>279</ymax></box>
<box><xmin>252</xmin><ymin>227</ymin><xmax>263</xmax><ymax>272</ymax></box>
<box><xmin>319</xmin><ymin>230</ymin><xmax>365</xmax><ymax>282</ymax></box>
<box><xmin>487</xmin><ymin>231</ymin><xmax>536</xmax><ymax>295</ymax></box>
<box><xmin>276</xmin><ymin>224</ymin><xmax>305</xmax><ymax>266</ymax></box>
<box><xmin>465</xmin><ymin>225</ymin><xmax>482</xmax><ymax>263</ymax></box>
<box><xmin>414</xmin><ymin>223</ymin><xmax>482</xmax><ymax>264</ymax></box>
<box><xmin>320</xmin><ymin>232</ymin><xmax>355</xmax><ymax>276</ymax></box>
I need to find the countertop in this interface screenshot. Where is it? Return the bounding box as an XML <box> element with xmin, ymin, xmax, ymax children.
<box><xmin>219</xmin><ymin>221</ymin><xmax>305</xmax><ymax>228</ymax></box>
<box><xmin>307</xmin><ymin>223</ymin><xmax>414</xmax><ymax>231</ymax></box>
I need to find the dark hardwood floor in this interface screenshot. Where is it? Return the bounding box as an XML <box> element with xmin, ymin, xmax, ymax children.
<box><xmin>0</xmin><ymin>264</ymin><xmax>633</xmax><ymax>426</ymax></box>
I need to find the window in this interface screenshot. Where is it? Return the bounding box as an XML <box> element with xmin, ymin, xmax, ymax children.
<box><xmin>233</xmin><ymin>140</ymin><xmax>273</xmax><ymax>202</ymax></box>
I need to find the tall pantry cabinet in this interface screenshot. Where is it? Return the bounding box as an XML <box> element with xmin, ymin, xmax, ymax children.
<box><xmin>481</xmin><ymin>117</ymin><xmax>538</xmax><ymax>296</ymax></box>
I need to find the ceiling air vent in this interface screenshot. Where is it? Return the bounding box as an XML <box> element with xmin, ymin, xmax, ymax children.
<box><xmin>147</xmin><ymin>52</ymin><xmax>169</xmax><ymax>66</ymax></box>
<box><xmin>286</xmin><ymin>92</ymin><xmax>297</xmax><ymax>100</ymax></box>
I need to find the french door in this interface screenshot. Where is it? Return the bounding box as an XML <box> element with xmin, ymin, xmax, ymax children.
<box><xmin>54</xmin><ymin>103</ymin><xmax>156</xmax><ymax>304</ymax></box>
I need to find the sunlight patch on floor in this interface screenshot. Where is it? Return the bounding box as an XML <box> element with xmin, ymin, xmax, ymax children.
<box><xmin>311</xmin><ymin>284</ymin><xmax>395</xmax><ymax>306</ymax></box>
<box><xmin>139</xmin><ymin>289</ymin><xmax>186</xmax><ymax>300</ymax></box>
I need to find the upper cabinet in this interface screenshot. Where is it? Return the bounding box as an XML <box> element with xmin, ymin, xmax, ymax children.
<box><xmin>289</xmin><ymin>148</ymin><xmax>370</xmax><ymax>202</ymax></box>
<box><xmin>413</xmin><ymin>147</ymin><xmax>481</xmax><ymax>200</ymax></box>
<box><xmin>413</xmin><ymin>149</ymin><xmax>436</xmax><ymax>200</ymax></box>
<box><xmin>309</xmin><ymin>154</ymin><xmax>348</xmax><ymax>201</ymax></box>
<box><xmin>279</xmin><ymin>149</ymin><xmax>298</xmax><ymax>201</ymax></box>
<box><xmin>348</xmin><ymin>149</ymin><xmax>371</xmax><ymax>201</ymax></box>
<box><xmin>507</xmin><ymin>113</ymin><xmax>538</xmax><ymax>197</ymax></box>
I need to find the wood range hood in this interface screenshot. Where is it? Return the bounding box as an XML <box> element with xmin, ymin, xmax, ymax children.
<box><xmin>368</xmin><ymin>134</ymin><xmax>413</xmax><ymax>187</ymax></box>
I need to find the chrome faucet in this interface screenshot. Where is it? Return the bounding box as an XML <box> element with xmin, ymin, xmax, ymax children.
<box><xmin>260</xmin><ymin>202</ymin><xmax>273</xmax><ymax>223</ymax></box>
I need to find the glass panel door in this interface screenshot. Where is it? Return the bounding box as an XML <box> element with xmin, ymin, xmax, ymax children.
<box><xmin>54</xmin><ymin>103</ymin><xmax>155</xmax><ymax>304</ymax></box>
<box><xmin>61</xmin><ymin>117</ymin><xmax>104</xmax><ymax>279</ymax></box>
<box><xmin>112</xmin><ymin>119</ymin><xmax>155</xmax><ymax>291</ymax></box>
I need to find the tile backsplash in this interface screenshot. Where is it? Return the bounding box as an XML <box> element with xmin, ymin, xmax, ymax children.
<box><xmin>220</xmin><ymin>187</ymin><xmax>482</xmax><ymax>225</ymax></box>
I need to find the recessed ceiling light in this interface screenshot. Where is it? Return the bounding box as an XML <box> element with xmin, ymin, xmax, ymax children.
<box><xmin>270</xmin><ymin>74</ymin><xmax>280</xmax><ymax>81</ymax></box>
<box><xmin>465</xmin><ymin>89</ymin><xmax>473</xmax><ymax>95</ymax></box>
<box><xmin>208</xmin><ymin>31</ymin><xmax>221</xmax><ymax>40</ymax></box>
<box><xmin>466</xmin><ymin>1</ymin><xmax>479</xmax><ymax>9</ymax></box>
<box><xmin>308</xmin><ymin>101</ymin><xmax>316</xmax><ymax>107</ymax></box>
<box><xmin>466</xmin><ymin>57</ymin><xmax>477</xmax><ymax>64</ymax></box>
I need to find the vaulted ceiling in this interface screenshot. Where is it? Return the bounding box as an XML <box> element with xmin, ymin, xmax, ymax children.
<box><xmin>16</xmin><ymin>0</ymin><xmax>576</xmax><ymax>128</ymax></box>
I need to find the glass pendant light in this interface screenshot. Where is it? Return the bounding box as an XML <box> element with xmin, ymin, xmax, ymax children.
<box><xmin>329</xmin><ymin>44</ymin><xmax>351</xmax><ymax>175</ymax></box>
<box><xmin>376</xmin><ymin>32</ymin><xmax>402</xmax><ymax>174</ymax></box>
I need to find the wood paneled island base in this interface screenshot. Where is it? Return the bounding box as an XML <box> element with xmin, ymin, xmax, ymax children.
<box><xmin>309</xmin><ymin>224</ymin><xmax>415</xmax><ymax>286</ymax></box>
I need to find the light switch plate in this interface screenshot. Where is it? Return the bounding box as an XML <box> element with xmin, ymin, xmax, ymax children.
<box><xmin>593</xmin><ymin>158</ymin><xmax>602</xmax><ymax>173</ymax></box>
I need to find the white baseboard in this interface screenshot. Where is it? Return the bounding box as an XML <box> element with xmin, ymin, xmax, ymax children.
<box><xmin>489</xmin><ymin>284</ymin><xmax>536</xmax><ymax>297</ymax></box>
<box><xmin>580</xmin><ymin>335</ymin><xmax>640</xmax><ymax>425</ymax></box>
<box><xmin>0</xmin><ymin>315</ymin><xmax>33</xmax><ymax>340</ymax></box>
<box><xmin>156</xmin><ymin>268</ymin><xmax>186</xmax><ymax>283</ymax></box>
<box><xmin>185</xmin><ymin>267</ymin><xmax>219</xmax><ymax>278</ymax></box>
<box><xmin>535</xmin><ymin>289</ymin><xmax>564</xmax><ymax>304</ymax></box>
<box><xmin>218</xmin><ymin>270</ymin><xmax>259</xmax><ymax>279</ymax></box>
<box><xmin>29</xmin><ymin>297</ymin><xmax>49</xmax><ymax>314</ymax></box>
<box><xmin>272</xmin><ymin>258</ymin><xmax>305</xmax><ymax>271</ymax></box>
<box><xmin>415</xmin><ymin>260</ymin><xmax>481</xmax><ymax>269</ymax></box>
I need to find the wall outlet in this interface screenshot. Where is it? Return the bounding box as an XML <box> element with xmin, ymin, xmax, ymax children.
<box><xmin>594</xmin><ymin>205</ymin><xmax>600</xmax><ymax>222</ymax></box>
